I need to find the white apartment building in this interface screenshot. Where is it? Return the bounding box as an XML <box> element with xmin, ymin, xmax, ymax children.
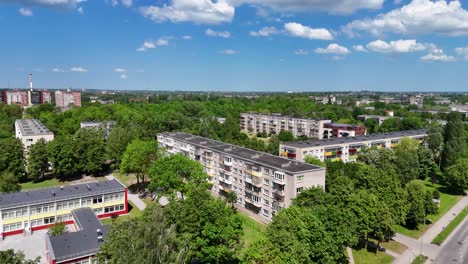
<box><xmin>157</xmin><ymin>132</ymin><xmax>326</xmax><ymax>222</ymax></box>
<box><xmin>240</xmin><ymin>113</ymin><xmax>331</xmax><ymax>139</ymax></box>
<box><xmin>280</xmin><ymin>129</ymin><xmax>427</xmax><ymax>163</ymax></box>
<box><xmin>15</xmin><ymin>119</ymin><xmax>54</xmax><ymax>150</ymax></box>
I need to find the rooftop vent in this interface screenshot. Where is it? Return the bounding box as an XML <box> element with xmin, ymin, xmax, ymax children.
<box><xmin>60</xmin><ymin>186</ymin><xmax>64</xmax><ymax>190</ymax></box>
<box><xmin>51</xmin><ymin>190</ymin><xmax>55</xmax><ymax>196</ymax></box>
<box><xmin>86</xmin><ymin>184</ymin><xmax>91</xmax><ymax>191</ymax></box>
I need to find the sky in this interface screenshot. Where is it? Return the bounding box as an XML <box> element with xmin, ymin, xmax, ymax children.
<box><xmin>1</xmin><ymin>0</ymin><xmax>468</xmax><ymax>92</ymax></box>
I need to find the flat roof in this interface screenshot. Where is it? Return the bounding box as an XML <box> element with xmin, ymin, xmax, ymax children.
<box><xmin>282</xmin><ymin>129</ymin><xmax>427</xmax><ymax>148</ymax></box>
<box><xmin>241</xmin><ymin>112</ymin><xmax>330</xmax><ymax>121</ymax></box>
<box><xmin>158</xmin><ymin>132</ymin><xmax>324</xmax><ymax>174</ymax></box>
<box><xmin>0</xmin><ymin>180</ymin><xmax>125</xmax><ymax>210</ymax></box>
<box><xmin>48</xmin><ymin>207</ymin><xmax>109</xmax><ymax>263</ymax></box>
<box><xmin>15</xmin><ymin>119</ymin><xmax>54</xmax><ymax>137</ymax></box>
<box><xmin>326</xmin><ymin>123</ymin><xmax>364</xmax><ymax>128</ymax></box>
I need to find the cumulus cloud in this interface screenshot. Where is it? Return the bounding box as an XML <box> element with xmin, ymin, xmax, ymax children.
<box><xmin>343</xmin><ymin>0</ymin><xmax>468</xmax><ymax>37</ymax></box>
<box><xmin>249</xmin><ymin>26</ymin><xmax>280</xmax><ymax>37</ymax></box>
<box><xmin>70</xmin><ymin>66</ymin><xmax>88</xmax><ymax>72</ymax></box>
<box><xmin>136</xmin><ymin>37</ymin><xmax>171</xmax><ymax>52</ymax></box>
<box><xmin>2</xmin><ymin>0</ymin><xmax>85</xmax><ymax>10</ymax></box>
<box><xmin>294</xmin><ymin>49</ymin><xmax>309</xmax><ymax>55</ymax></box>
<box><xmin>366</xmin><ymin>39</ymin><xmax>427</xmax><ymax>53</ymax></box>
<box><xmin>182</xmin><ymin>35</ymin><xmax>192</xmax><ymax>40</ymax></box>
<box><xmin>455</xmin><ymin>46</ymin><xmax>468</xmax><ymax>60</ymax></box>
<box><xmin>421</xmin><ymin>49</ymin><xmax>456</xmax><ymax>62</ymax></box>
<box><xmin>205</xmin><ymin>28</ymin><xmax>231</xmax><ymax>38</ymax></box>
<box><xmin>219</xmin><ymin>49</ymin><xmax>238</xmax><ymax>55</ymax></box>
<box><xmin>139</xmin><ymin>0</ymin><xmax>235</xmax><ymax>25</ymax></box>
<box><xmin>284</xmin><ymin>22</ymin><xmax>333</xmax><ymax>40</ymax></box>
<box><xmin>353</xmin><ymin>45</ymin><xmax>368</xmax><ymax>52</ymax></box>
<box><xmin>19</xmin><ymin>7</ymin><xmax>33</xmax><ymax>16</ymax></box>
<box><xmin>51</xmin><ymin>68</ymin><xmax>65</xmax><ymax>72</ymax></box>
<box><xmin>110</xmin><ymin>0</ymin><xmax>132</xmax><ymax>7</ymax></box>
<box><xmin>77</xmin><ymin>6</ymin><xmax>84</xmax><ymax>13</ymax></box>
<box><xmin>114</xmin><ymin>68</ymin><xmax>127</xmax><ymax>73</ymax></box>
<box><xmin>120</xmin><ymin>74</ymin><xmax>128</xmax><ymax>79</ymax></box>
<box><xmin>315</xmin><ymin>43</ymin><xmax>350</xmax><ymax>55</ymax></box>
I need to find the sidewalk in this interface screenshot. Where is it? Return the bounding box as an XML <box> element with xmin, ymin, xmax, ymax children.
<box><xmin>106</xmin><ymin>174</ymin><xmax>147</xmax><ymax>211</ymax></box>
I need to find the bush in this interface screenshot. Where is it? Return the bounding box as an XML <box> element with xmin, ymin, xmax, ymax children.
<box><xmin>433</xmin><ymin>190</ymin><xmax>440</xmax><ymax>199</ymax></box>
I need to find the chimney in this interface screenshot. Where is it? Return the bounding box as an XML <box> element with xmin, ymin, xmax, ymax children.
<box><xmin>29</xmin><ymin>73</ymin><xmax>33</xmax><ymax>89</ymax></box>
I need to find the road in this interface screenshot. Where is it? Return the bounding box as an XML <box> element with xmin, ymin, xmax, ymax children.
<box><xmin>433</xmin><ymin>217</ymin><xmax>468</xmax><ymax>264</ymax></box>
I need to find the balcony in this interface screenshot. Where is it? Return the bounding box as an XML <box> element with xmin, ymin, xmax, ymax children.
<box><xmin>273</xmin><ymin>177</ymin><xmax>285</xmax><ymax>185</ymax></box>
<box><xmin>273</xmin><ymin>189</ymin><xmax>285</xmax><ymax>197</ymax></box>
<box><xmin>219</xmin><ymin>177</ymin><xmax>232</xmax><ymax>185</ymax></box>
<box><xmin>245</xmin><ymin>169</ymin><xmax>262</xmax><ymax>178</ymax></box>
<box><xmin>245</xmin><ymin>177</ymin><xmax>262</xmax><ymax>187</ymax></box>
<box><xmin>224</xmin><ymin>159</ymin><xmax>233</xmax><ymax>166</ymax></box>
<box><xmin>273</xmin><ymin>200</ymin><xmax>285</xmax><ymax>207</ymax></box>
<box><xmin>165</xmin><ymin>141</ymin><xmax>174</xmax><ymax>147</ymax></box>
<box><xmin>245</xmin><ymin>197</ymin><xmax>262</xmax><ymax>208</ymax></box>
<box><xmin>181</xmin><ymin>145</ymin><xmax>190</xmax><ymax>152</ymax></box>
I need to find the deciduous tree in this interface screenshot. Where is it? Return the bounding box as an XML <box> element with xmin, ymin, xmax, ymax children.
<box><xmin>441</xmin><ymin>112</ymin><xmax>466</xmax><ymax>169</ymax></box>
<box><xmin>27</xmin><ymin>139</ymin><xmax>49</xmax><ymax>181</ymax></box>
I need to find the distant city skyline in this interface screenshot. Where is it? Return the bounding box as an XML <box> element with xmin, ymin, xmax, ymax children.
<box><xmin>1</xmin><ymin>0</ymin><xmax>468</xmax><ymax>92</ymax></box>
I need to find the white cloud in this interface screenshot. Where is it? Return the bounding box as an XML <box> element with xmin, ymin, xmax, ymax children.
<box><xmin>229</xmin><ymin>0</ymin><xmax>384</xmax><ymax>15</ymax></box>
<box><xmin>140</xmin><ymin>0</ymin><xmax>235</xmax><ymax>25</ymax></box>
<box><xmin>315</xmin><ymin>43</ymin><xmax>350</xmax><ymax>55</ymax></box>
<box><xmin>19</xmin><ymin>7</ymin><xmax>33</xmax><ymax>16</ymax></box>
<box><xmin>120</xmin><ymin>74</ymin><xmax>128</xmax><ymax>79</ymax></box>
<box><xmin>219</xmin><ymin>49</ymin><xmax>238</xmax><ymax>55</ymax></box>
<box><xmin>294</xmin><ymin>49</ymin><xmax>309</xmax><ymax>55</ymax></box>
<box><xmin>366</xmin><ymin>39</ymin><xmax>427</xmax><ymax>53</ymax></box>
<box><xmin>455</xmin><ymin>46</ymin><xmax>468</xmax><ymax>60</ymax></box>
<box><xmin>353</xmin><ymin>45</ymin><xmax>368</xmax><ymax>52</ymax></box>
<box><xmin>284</xmin><ymin>22</ymin><xmax>333</xmax><ymax>40</ymax></box>
<box><xmin>114</xmin><ymin>68</ymin><xmax>127</xmax><ymax>73</ymax></box>
<box><xmin>182</xmin><ymin>35</ymin><xmax>192</xmax><ymax>40</ymax></box>
<box><xmin>3</xmin><ymin>0</ymin><xmax>85</xmax><ymax>10</ymax></box>
<box><xmin>121</xmin><ymin>0</ymin><xmax>132</xmax><ymax>7</ymax></box>
<box><xmin>136</xmin><ymin>37</ymin><xmax>171</xmax><ymax>52</ymax></box>
<box><xmin>77</xmin><ymin>6</ymin><xmax>84</xmax><ymax>14</ymax></box>
<box><xmin>249</xmin><ymin>26</ymin><xmax>280</xmax><ymax>37</ymax></box>
<box><xmin>205</xmin><ymin>28</ymin><xmax>231</xmax><ymax>38</ymax></box>
<box><xmin>70</xmin><ymin>66</ymin><xmax>88</xmax><ymax>72</ymax></box>
<box><xmin>421</xmin><ymin>49</ymin><xmax>456</xmax><ymax>62</ymax></box>
<box><xmin>51</xmin><ymin>68</ymin><xmax>65</xmax><ymax>72</ymax></box>
<box><xmin>344</xmin><ymin>0</ymin><xmax>468</xmax><ymax>37</ymax></box>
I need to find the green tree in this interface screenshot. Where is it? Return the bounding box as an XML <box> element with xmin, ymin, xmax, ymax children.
<box><xmin>48</xmin><ymin>136</ymin><xmax>81</xmax><ymax>178</ymax></box>
<box><xmin>424</xmin><ymin>190</ymin><xmax>438</xmax><ymax>216</ymax></box>
<box><xmin>426</xmin><ymin>124</ymin><xmax>444</xmax><ymax>168</ymax></box>
<box><xmin>225</xmin><ymin>191</ymin><xmax>237</xmax><ymax>208</ymax></box>
<box><xmin>405</xmin><ymin>180</ymin><xmax>426</xmax><ymax>229</ymax></box>
<box><xmin>27</xmin><ymin>139</ymin><xmax>49</xmax><ymax>181</ymax></box>
<box><xmin>149</xmin><ymin>153</ymin><xmax>208</xmax><ymax>198</ymax></box>
<box><xmin>347</xmin><ymin>190</ymin><xmax>378</xmax><ymax>242</ymax></box>
<box><xmin>0</xmin><ymin>250</ymin><xmax>40</xmax><ymax>264</ymax></box>
<box><xmin>395</xmin><ymin>137</ymin><xmax>420</xmax><ymax>184</ymax></box>
<box><xmin>106</xmin><ymin>126</ymin><xmax>133</xmax><ymax>166</ymax></box>
<box><xmin>48</xmin><ymin>222</ymin><xmax>66</xmax><ymax>236</ymax></box>
<box><xmin>277</xmin><ymin>130</ymin><xmax>294</xmax><ymax>142</ymax></box>
<box><xmin>418</xmin><ymin>146</ymin><xmax>436</xmax><ymax>180</ymax></box>
<box><xmin>75</xmin><ymin>128</ymin><xmax>107</xmax><ymax>175</ymax></box>
<box><xmin>0</xmin><ymin>171</ymin><xmax>21</xmax><ymax>193</ymax></box>
<box><xmin>0</xmin><ymin>137</ymin><xmax>25</xmax><ymax>179</ymax></box>
<box><xmin>304</xmin><ymin>155</ymin><xmax>326</xmax><ymax>167</ymax></box>
<box><xmin>120</xmin><ymin>139</ymin><xmax>159</xmax><ymax>191</ymax></box>
<box><xmin>99</xmin><ymin>204</ymin><xmax>188</xmax><ymax>264</ymax></box>
<box><xmin>364</xmin><ymin>118</ymin><xmax>379</xmax><ymax>134</ymax></box>
<box><xmin>441</xmin><ymin>112</ymin><xmax>466</xmax><ymax>169</ymax></box>
<box><xmin>445</xmin><ymin>158</ymin><xmax>468</xmax><ymax>194</ymax></box>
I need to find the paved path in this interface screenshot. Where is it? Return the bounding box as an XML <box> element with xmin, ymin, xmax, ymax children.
<box><xmin>105</xmin><ymin>174</ymin><xmax>147</xmax><ymax>211</ymax></box>
<box><xmin>392</xmin><ymin>196</ymin><xmax>468</xmax><ymax>264</ymax></box>
<box><xmin>347</xmin><ymin>247</ymin><xmax>355</xmax><ymax>264</ymax></box>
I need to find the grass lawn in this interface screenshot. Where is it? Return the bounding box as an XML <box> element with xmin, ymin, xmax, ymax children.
<box><xmin>237</xmin><ymin>213</ymin><xmax>266</xmax><ymax>247</ymax></box>
<box><xmin>352</xmin><ymin>248</ymin><xmax>394</xmax><ymax>264</ymax></box>
<box><xmin>101</xmin><ymin>201</ymin><xmax>142</xmax><ymax>225</ymax></box>
<box><xmin>432</xmin><ymin>207</ymin><xmax>468</xmax><ymax>245</ymax></box>
<box><xmin>380</xmin><ymin>240</ymin><xmax>408</xmax><ymax>254</ymax></box>
<box><xmin>396</xmin><ymin>180</ymin><xmax>461</xmax><ymax>239</ymax></box>
<box><xmin>411</xmin><ymin>255</ymin><xmax>427</xmax><ymax>264</ymax></box>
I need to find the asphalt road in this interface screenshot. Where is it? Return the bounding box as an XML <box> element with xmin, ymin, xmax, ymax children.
<box><xmin>433</xmin><ymin>217</ymin><xmax>468</xmax><ymax>264</ymax></box>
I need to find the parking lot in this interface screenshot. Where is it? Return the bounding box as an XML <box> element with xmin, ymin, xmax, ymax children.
<box><xmin>0</xmin><ymin>230</ymin><xmax>48</xmax><ymax>264</ymax></box>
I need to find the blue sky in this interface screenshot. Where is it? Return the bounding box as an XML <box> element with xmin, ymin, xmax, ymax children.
<box><xmin>1</xmin><ymin>0</ymin><xmax>468</xmax><ymax>92</ymax></box>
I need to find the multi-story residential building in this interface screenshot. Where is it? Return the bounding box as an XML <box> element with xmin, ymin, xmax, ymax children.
<box><xmin>0</xmin><ymin>90</ymin><xmax>6</xmax><ymax>103</ymax></box>
<box><xmin>157</xmin><ymin>132</ymin><xmax>326</xmax><ymax>222</ymax></box>
<box><xmin>323</xmin><ymin>123</ymin><xmax>366</xmax><ymax>139</ymax></box>
<box><xmin>6</xmin><ymin>90</ymin><xmax>29</xmax><ymax>106</ymax></box>
<box><xmin>0</xmin><ymin>179</ymin><xmax>127</xmax><ymax>238</ymax></box>
<box><xmin>28</xmin><ymin>89</ymin><xmax>52</xmax><ymax>105</ymax></box>
<box><xmin>80</xmin><ymin>121</ymin><xmax>116</xmax><ymax>136</ymax></box>
<box><xmin>357</xmin><ymin>115</ymin><xmax>391</xmax><ymax>126</ymax></box>
<box><xmin>240</xmin><ymin>113</ymin><xmax>331</xmax><ymax>139</ymax></box>
<box><xmin>15</xmin><ymin>119</ymin><xmax>55</xmax><ymax>151</ymax></box>
<box><xmin>314</xmin><ymin>95</ymin><xmax>336</xmax><ymax>104</ymax></box>
<box><xmin>410</xmin><ymin>95</ymin><xmax>424</xmax><ymax>106</ymax></box>
<box><xmin>45</xmin><ymin>207</ymin><xmax>109</xmax><ymax>264</ymax></box>
<box><xmin>55</xmin><ymin>91</ymin><xmax>82</xmax><ymax>107</ymax></box>
<box><xmin>280</xmin><ymin>129</ymin><xmax>427</xmax><ymax>163</ymax></box>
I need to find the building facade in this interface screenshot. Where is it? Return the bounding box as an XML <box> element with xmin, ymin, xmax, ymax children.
<box><xmin>157</xmin><ymin>132</ymin><xmax>326</xmax><ymax>222</ymax></box>
<box><xmin>55</xmin><ymin>91</ymin><xmax>82</xmax><ymax>107</ymax></box>
<box><xmin>357</xmin><ymin>115</ymin><xmax>391</xmax><ymax>125</ymax></box>
<box><xmin>280</xmin><ymin>129</ymin><xmax>427</xmax><ymax>163</ymax></box>
<box><xmin>240</xmin><ymin>113</ymin><xmax>331</xmax><ymax>139</ymax></box>
<box><xmin>6</xmin><ymin>90</ymin><xmax>29</xmax><ymax>106</ymax></box>
<box><xmin>323</xmin><ymin>123</ymin><xmax>367</xmax><ymax>139</ymax></box>
<box><xmin>0</xmin><ymin>180</ymin><xmax>127</xmax><ymax>238</ymax></box>
<box><xmin>80</xmin><ymin>121</ymin><xmax>116</xmax><ymax>136</ymax></box>
<box><xmin>15</xmin><ymin>119</ymin><xmax>55</xmax><ymax>150</ymax></box>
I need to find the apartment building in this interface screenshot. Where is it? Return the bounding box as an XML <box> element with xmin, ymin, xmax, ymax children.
<box><xmin>357</xmin><ymin>115</ymin><xmax>391</xmax><ymax>125</ymax></box>
<box><xmin>6</xmin><ymin>90</ymin><xmax>29</xmax><ymax>106</ymax></box>
<box><xmin>280</xmin><ymin>129</ymin><xmax>427</xmax><ymax>163</ymax></box>
<box><xmin>55</xmin><ymin>91</ymin><xmax>82</xmax><ymax>107</ymax></box>
<box><xmin>240</xmin><ymin>113</ymin><xmax>331</xmax><ymax>139</ymax></box>
<box><xmin>80</xmin><ymin>121</ymin><xmax>116</xmax><ymax>136</ymax></box>
<box><xmin>15</xmin><ymin>119</ymin><xmax>55</xmax><ymax>150</ymax></box>
<box><xmin>0</xmin><ymin>179</ymin><xmax>127</xmax><ymax>238</ymax></box>
<box><xmin>323</xmin><ymin>123</ymin><xmax>366</xmax><ymax>139</ymax></box>
<box><xmin>157</xmin><ymin>132</ymin><xmax>326</xmax><ymax>222</ymax></box>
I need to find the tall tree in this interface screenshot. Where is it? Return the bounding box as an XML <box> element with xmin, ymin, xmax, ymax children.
<box><xmin>277</xmin><ymin>130</ymin><xmax>294</xmax><ymax>142</ymax></box>
<box><xmin>395</xmin><ymin>137</ymin><xmax>420</xmax><ymax>184</ymax></box>
<box><xmin>445</xmin><ymin>158</ymin><xmax>468</xmax><ymax>194</ymax></box>
<box><xmin>0</xmin><ymin>171</ymin><xmax>21</xmax><ymax>193</ymax></box>
<box><xmin>75</xmin><ymin>128</ymin><xmax>107</xmax><ymax>175</ymax></box>
<box><xmin>441</xmin><ymin>112</ymin><xmax>466</xmax><ymax>169</ymax></box>
<box><xmin>106</xmin><ymin>126</ymin><xmax>133</xmax><ymax>166</ymax></box>
<box><xmin>405</xmin><ymin>180</ymin><xmax>426</xmax><ymax>229</ymax></box>
<box><xmin>426</xmin><ymin>124</ymin><xmax>444</xmax><ymax>168</ymax></box>
<box><xmin>0</xmin><ymin>137</ymin><xmax>25</xmax><ymax>179</ymax></box>
<box><xmin>418</xmin><ymin>146</ymin><xmax>436</xmax><ymax>180</ymax></box>
<box><xmin>48</xmin><ymin>136</ymin><xmax>81</xmax><ymax>178</ymax></box>
<box><xmin>120</xmin><ymin>139</ymin><xmax>159</xmax><ymax>191</ymax></box>
<box><xmin>27</xmin><ymin>139</ymin><xmax>49</xmax><ymax>181</ymax></box>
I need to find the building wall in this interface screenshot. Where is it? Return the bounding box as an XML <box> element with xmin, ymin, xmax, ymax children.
<box><xmin>55</xmin><ymin>91</ymin><xmax>81</xmax><ymax>107</ymax></box>
<box><xmin>157</xmin><ymin>134</ymin><xmax>325</xmax><ymax>222</ymax></box>
<box><xmin>6</xmin><ymin>91</ymin><xmax>28</xmax><ymax>106</ymax></box>
<box><xmin>240</xmin><ymin>113</ymin><xmax>331</xmax><ymax>139</ymax></box>
<box><xmin>0</xmin><ymin>189</ymin><xmax>128</xmax><ymax>238</ymax></box>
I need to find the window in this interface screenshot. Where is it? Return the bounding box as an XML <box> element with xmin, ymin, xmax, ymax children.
<box><xmin>44</xmin><ymin>216</ymin><xmax>55</xmax><ymax>224</ymax></box>
<box><xmin>93</xmin><ymin>196</ymin><xmax>103</xmax><ymax>204</ymax></box>
<box><xmin>263</xmin><ymin>189</ymin><xmax>269</xmax><ymax>196</ymax></box>
<box><xmin>104</xmin><ymin>204</ymin><xmax>125</xmax><ymax>213</ymax></box>
<box><xmin>82</xmin><ymin>197</ymin><xmax>93</xmax><ymax>206</ymax></box>
<box><xmin>57</xmin><ymin>214</ymin><xmax>72</xmax><ymax>222</ymax></box>
<box><xmin>274</xmin><ymin>172</ymin><xmax>285</xmax><ymax>182</ymax></box>
<box><xmin>297</xmin><ymin>175</ymin><xmax>304</xmax><ymax>182</ymax></box>
<box><xmin>272</xmin><ymin>203</ymin><xmax>282</xmax><ymax>212</ymax></box>
<box><xmin>2</xmin><ymin>210</ymin><xmax>15</xmax><ymax>219</ymax></box>
<box><xmin>296</xmin><ymin>187</ymin><xmax>303</xmax><ymax>194</ymax></box>
<box><xmin>262</xmin><ymin>209</ymin><xmax>269</xmax><ymax>216</ymax></box>
<box><xmin>263</xmin><ymin>178</ymin><xmax>270</xmax><ymax>185</ymax></box>
<box><xmin>104</xmin><ymin>193</ymin><xmax>123</xmax><ymax>202</ymax></box>
<box><xmin>31</xmin><ymin>219</ymin><xmax>44</xmax><ymax>227</ymax></box>
<box><xmin>252</xmin><ymin>195</ymin><xmax>261</xmax><ymax>203</ymax></box>
<box><xmin>93</xmin><ymin>208</ymin><xmax>103</xmax><ymax>215</ymax></box>
<box><xmin>3</xmin><ymin>222</ymin><xmax>22</xmax><ymax>232</ymax></box>
<box><xmin>32</xmin><ymin>204</ymin><xmax>54</xmax><ymax>214</ymax></box>
<box><xmin>264</xmin><ymin>169</ymin><xmax>269</xmax><ymax>175</ymax></box>
<box><xmin>263</xmin><ymin>199</ymin><xmax>270</xmax><ymax>206</ymax></box>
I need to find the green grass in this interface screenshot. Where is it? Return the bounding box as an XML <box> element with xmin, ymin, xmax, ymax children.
<box><xmin>396</xmin><ymin>179</ymin><xmax>461</xmax><ymax>239</ymax></box>
<box><xmin>352</xmin><ymin>248</ymin><xmax>394</xmax><ymax>264</ymax></box>
<box><xmin>380</xmin><ymin>240</ymin><xmax>408</xmax><ymax>254</ymax></box>
<box><xmin>101</xmin><ymin>201</ymin><xmax>142</xmax><ymax>225</ymax></box>
<box><xmin>432</xmin><ymin>207</ymin><xmax>468</xmax><ymax>245</ymax></box>
<box><xmin>237</xmin><ymin>213</ymin><xmax>266</xmax><ymax>246</ymax></box>
<box><xmin>411</xmin><ymin>255</ymin><xmax>427</xmax><ymax>264</ymax></box>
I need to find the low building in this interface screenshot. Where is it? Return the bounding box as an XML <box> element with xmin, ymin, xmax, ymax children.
<box><xmin>280</xmin><ymin>129</ymin><xmax>427</xmax><ymax>163</ymax></box>
<box><xmin>240</xmin><ymin>113</ymin><xmax>331</xmax><ymax>139</ymax></box>
<box><xmin>80</xmin><ymin>121</ymin><xmax>116</xmax><ymax>136</ymax></box>
<box><xmin>45</xmin><ymin>208</ymin><xmax>109</xmax><ymax>264</ymax></box>
<box><xmin>157</xmin><ymin>132</ymin><xmax>326</xmax><ymax>222</ymax></box>
<box><xmin>357</xmin><ymin>115</ymin><xmax>391</xmax><ymax>125</ymax></box>
<box><xmin>314</xmin><ymin>95</ymin><xmax>336</xmax><ymax>104</ymax></box>
<box><xmin>323</xmin><ymin>123</ymin><xmax>367</xmax><ymax>139</ymax></box>
<box><xmin>0</xmin><ymin>179</ymin><xmax>127</xmax><ymax>238</ymax></box>
<box><xmin>15</xmin><ymin>119</ymin><xmax>54</xmax><ymax>151</ymax></box>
